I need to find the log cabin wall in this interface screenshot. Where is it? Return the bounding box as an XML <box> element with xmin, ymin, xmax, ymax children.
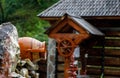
<box><xmin>82</xmin><ymin>19</ymin><xmax>120</xmax><ymax>78</ymax></box>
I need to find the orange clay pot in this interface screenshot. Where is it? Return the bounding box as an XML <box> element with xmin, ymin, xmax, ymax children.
<box><xmin>18</xmin><ymin>37</ymin><xmax>46</xmax><ymax>60</ymax></box>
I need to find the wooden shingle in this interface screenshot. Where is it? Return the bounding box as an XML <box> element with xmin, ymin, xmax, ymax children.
<box><xmin>38</xmin><ymin>0</ymin><xmax>120</xmax><ymax>17</ymax></box>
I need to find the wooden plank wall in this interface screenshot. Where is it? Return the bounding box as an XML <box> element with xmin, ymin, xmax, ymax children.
<box><xmin>37</xmin><ymin>59</ymin><xmax>47</xmax><ymax>78</ymax></box>
<box><xmin>85</xmin><ymin>29</ymin><xmax>120</xmax><ymax>78</ymax></box>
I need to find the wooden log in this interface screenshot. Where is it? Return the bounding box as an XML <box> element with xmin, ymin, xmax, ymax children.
<box><xmin>87</xmin><ymin>48</ymin><xmax>120</xmax><ymax>57</ymax></box>
<box><xmin>38</xmin><ymin>64</ymin><xmax>47</xmax><ymax>72</ymax></box>
<box><xmin>87</xmin><ymin>57</ymin><xmax>120</xmax><ymax>67</ymax></box>
<box><xmin>57</xmin><ymin>73</ymin><xmax>64</xmax><ymax>78</ymax></box>
<box><xmin>105</xmin><ymin>49</ymin><xmax>120</xmax><ymax>57</ymax></box>
<box><xmin>90</xmin><ymin>75</ymin><xmax>120</xmax><ymax>78</ymax></box>
<box><xmin>87</xmin><ymin>57</ymin><xmax>101</xmax><ymax>66</ymax></box>
<box><xmin>105</xmin><ymin>39</ymin><xmax>120</xmax><ymax>47</ymax></box>
<box><xmin>104</xmin><ymin>67</ymin><xmax>120</xmax><ymax>76</ymax></box>
<box><xmin>37</xmin><ymin>60</ymin><xmax>47</xmax><ymax>72</ymax></box>
<box><xmin>57</xmin><ymin>64</ymin><xmax>64</xmax><ymax>72</ymax></box>
<box><xmin>87</xmin><ymin>67</ymin><xmax>101</xmax><ymax>75</ymax></box>
<box><xmin>105</xmin><ymin>31</ymin><xmax>120</xmax><ymax>36</ymax></box>
<box><xmin>39</xmin><ymin>72</ymin><xmax>46</xmax><ymax>78</ymax></box>
<box><xmin>87</xmin><ymin>48</ymin><xmax>102</xmax><ymax>56</ymax></box>
<box><xmin>103</xmin><ymin>76</ymin><xmax>120</xmax><ymax>78</ymax></box>
<box><xmin>87</xmin><ymin>66</ymin><xmax>120</xmax><ymax>76</ymax></box>
<box><xmin>57</xmin><ymin>56</ymin><xmax>65</xmax><ymax>63</ymax></box>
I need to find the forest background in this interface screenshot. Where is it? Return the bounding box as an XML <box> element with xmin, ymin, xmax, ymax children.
<box><xmin>0</xmin><ymin>0</ymin><xmax>58</xmax><ymax>42</ymax></box>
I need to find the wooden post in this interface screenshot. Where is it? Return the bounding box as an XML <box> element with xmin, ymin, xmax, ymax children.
<box><xmin>64</xmin><ymin>58</ymin><xmax>70</xmax><ymax>78</ymax></box>
<box><xmin>101</xmin><ymin>36</ymin><xmax>105</xmax><ymax>78</ymax></box>
<box><xmin>80</xmin><ymin>46</ymin><xmax>87</xmax><ymax>75</ymax></box>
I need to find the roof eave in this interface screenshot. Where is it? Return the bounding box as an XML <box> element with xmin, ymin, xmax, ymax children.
<box><xmin>38</xmin><ymin>16</ymin><xmax>61</xmax><ymax>21</ymax></box>
<box><xmin>38</xmin><ymin>16</ymin><xmax>120</xmax><ymax>20</ymax></box>
<box><xmin>82</xmin><ymin>16</ymin><xmax>120</xmax><ymax>19</ymax></box>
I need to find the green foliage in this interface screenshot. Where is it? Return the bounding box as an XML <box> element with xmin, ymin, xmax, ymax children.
<box><xmin>31</xmin><ymin>20</ymin><xmax>50</xmax><ymax>42</ymax></box>
<box><xmin>0</xmin><ymin>0</ymin><xmax>58</xmax><ymax>42</ymax></box>
<box><xmin>16</xmin><ymin>17</ymin><xmax>50</xmax><ymax>42</ymax></box>
<box><xmin>0</xmin><ymin>0</ymin><xmax>21</xmax><ymax>23</ymax></box>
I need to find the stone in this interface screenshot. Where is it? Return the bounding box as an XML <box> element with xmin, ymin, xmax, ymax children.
<box><xmin>0</xmin><ymin>22</ymin><xmax>20</xmax><ymax>77</ymax></box>
<box><xmin>47</xmin><ymin>38</ymin><xmax>56</xmax><ymax>78</ymax></box>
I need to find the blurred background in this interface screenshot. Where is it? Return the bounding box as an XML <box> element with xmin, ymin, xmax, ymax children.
<box><xmin>0</xmin><ymin>0</ymin><xmax>58</xmax><ymax>42</ymax></box>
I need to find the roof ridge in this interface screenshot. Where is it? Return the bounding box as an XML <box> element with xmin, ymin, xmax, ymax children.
<box><xmin>37</xmin><ymin>0</ymin><xmax>63</xmax><ymax>17</ymax></box>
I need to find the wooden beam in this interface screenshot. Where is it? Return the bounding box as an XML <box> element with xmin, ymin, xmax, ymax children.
<box><xmin>87</xmin><ymin>66</ymin><xmax>120</xmax><ymax>76</ymax></box>
<box><xmin>87</xmin><ymin>48</ymin><xmax>120</xmax><ymax>57</ymax></box>
<box><xmin>87</xmin><ymin>57</ymin><xmax>120</xmax><ymax>67</ymax></box>
<box><xmin>38</xmin><ymin>17</ymin><xmax>60</xmax><ymax>21</ymax></box>
<box><xmin>82</xmin><ymin>16</ymin><xmax>120</xmax><ymax>19</ymax></box>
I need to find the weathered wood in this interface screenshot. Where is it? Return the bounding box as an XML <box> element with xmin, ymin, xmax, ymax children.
<box><xmin>86</xmin><ymin>19</ymin><xmax>120</xmax><ymax>27</ymax></box>
<box><xmin>105</xmin><ymin>49</ymin><xmax>120</xmax><ymax>57</ymax></box>
<box><xmin>87</xmin><ymin>57</ymin><xmax>120</xmax><ymax>67</ymax></box>
<box><xmin>90</xmin><ymin>75</ymin><xmax>120</xmax><ymax>78</ymax></box>
<box><xmin>48</xmin><ymin>16</ymin><xmax>88</xmax><ymax>35</ymax></box>
<box><xmin>105</xmin><ymin>31</ymin><xmax>120</xmax><ymax>36</ymax></box>
<box><xmin>87</xmin><ymin>67</ymin><xmax>101</xmax><ymax>75</ymax></box>
<box><xmin>57</xmin><ymin>56</ymin><xmax>64</xmax><ymax>64</ymax></box>
<box><xmin>105</xmin><ymin>39</ymin><xmax>120</xmax><ymax>47</ymax></box>
<box><xmin>57</xmin><ymin>64</ymin><xmax>64</xmax><ymax>72</ymax></box>
<box><xmin>87</xmin><ymin>48</ymin><xmax>120</xmax><ymax>57</ymax></box>
<box><xmin>84</xmin><ymin>16</ymin><xmax>120</xmax><ymax>20</ymax></box>
<box><xmin>87</xmin><ymin>66</ymin><xmax>120</xmax><ymax>76</ymax></box>
<box><xmin>104</xmin><ymin>67</ymin><xmax>120</xmax><ymax>76</ymax></box>
<box><xmin>38</xmin><ymin>72</ymin><xmax>46</xmax><ymax>78</ymax></box>
<box><xmin>48</xmin><ymin>17</ymin><xmax>68</xmax><ymax>34</ymax></box>
<box><xmin>86</xmin><ymin>48</ymin><xmax>102</xmax><ymax>56</ymax></box>
<box><xmin>68</xmin><ymin>18</ymin><xmax>87</xmax><ymax>33</ymax></box>
<box><xmin>39</xmin><ymin>3</ymin><xmax>120</xmax><ymax>77</ymax></box>
<box><xmin>80</xmin><ymin>46</ymin><xmax>87</xmax><ymax>75</ymax></box>
<box><xmin>104</xmin><ymin>57</ymin><xmax>120</xmax><ymax>67</ymax></box>
<box><xmin>37</xmin><ymin>59</ymin><xmax>47</xmax><ymax>78</ymax></box>
<box><xmin>57</xmin><ymin>73</ymin><xmax>64</xmax><ymax>78</ymax></box>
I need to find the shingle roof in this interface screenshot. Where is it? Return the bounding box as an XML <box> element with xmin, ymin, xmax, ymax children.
<box><xmin>71</xmin><ymin>16</ymin><xmax>104</xmax><ymax>36</ymax></box>
<box><xmin>38</xmin><ymin>0</ymin><xmax>120</xmax><ymax>17</ymax></box>
<box><xmin>46</xmin><ymin>14</ymin><xmax>104</xmax><ymax>36</ymax></box>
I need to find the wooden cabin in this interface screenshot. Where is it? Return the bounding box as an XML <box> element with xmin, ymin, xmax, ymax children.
<box><xmin>38</xmin><ymin>0</ymin><xmax>120</xmax><ymax>78</ymax></box>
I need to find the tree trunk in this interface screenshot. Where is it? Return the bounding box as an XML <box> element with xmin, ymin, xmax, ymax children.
<box><xmin>0</xmin><ymin>1</ymin><xmax>5</xmax><ymax>23</ymax></box>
